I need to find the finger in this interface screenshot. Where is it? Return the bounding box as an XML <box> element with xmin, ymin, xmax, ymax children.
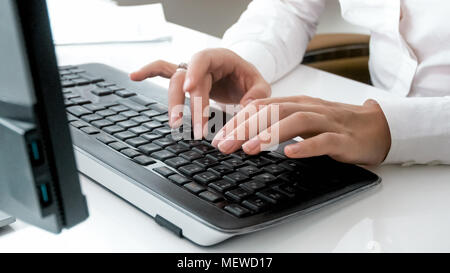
<box><xmin>189</xmin><ymin>75</ymin><xmax>213</xmax><ymax>139</ymax></box>
<box><xmin>168</xmin><ymin>70</ymin><xmax>187</xmax><ymax>128</ymax></box>
<box><xmin>239</xmin><ymin>81</ymin><xmax>271</xmax><ymax>106</ymax></box>
<box><xmin>213</xmin><ymin>101</ymin><xmax>325</xmax><ymax>149</ymax></box>
<box><xmin>240</xmin><ymin>112</ymin><xmax>334</xmax><ymax>155</ymax></box>
<box><xmin>130</xmin><ymin>60</ymin><xmax>177</xmax><ymax>81</ymax></box>
<box><xmin>284</xmin><ymin>133</ymin><xmax>343</xmax><ymax>159</ymax></box>
<box><xmin>183</xmin><ymin>49</ymin><xmax>237</xmax><ymax>92</ymax></box>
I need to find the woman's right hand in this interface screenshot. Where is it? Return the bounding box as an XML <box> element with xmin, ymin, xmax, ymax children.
<box><xmin>129</xmin><ymin>48</ymin><xmax>271</xmax><ymax>139</ymax></box>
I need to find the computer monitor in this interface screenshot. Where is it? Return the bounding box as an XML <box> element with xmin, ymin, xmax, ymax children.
<box><xmin>0</xmin><ymin>0</ymin><xmax>88</xmax><ymax>233</ymax></box>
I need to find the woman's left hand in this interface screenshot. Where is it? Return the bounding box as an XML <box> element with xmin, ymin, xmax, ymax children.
<box><xmin>211</xmin><ymin>95</ymin><xmax>391</xmax><ymax>165</ymax></box>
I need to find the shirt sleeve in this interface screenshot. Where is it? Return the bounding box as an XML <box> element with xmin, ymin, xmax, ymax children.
<box><xmin>222</xmin><ymin>0</ymin><xmax>326</xmax><ymax>83</ymax></box>
<box><xmin>376</xmin><ymin>96</ymin><xmax>450</xmax><ymax>165</ymax></box>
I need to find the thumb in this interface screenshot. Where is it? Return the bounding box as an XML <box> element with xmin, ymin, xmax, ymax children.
<box><xmin>239</xmin><ymin>82</ymin><xmax>271</xmax><ymax>106</ymax></box>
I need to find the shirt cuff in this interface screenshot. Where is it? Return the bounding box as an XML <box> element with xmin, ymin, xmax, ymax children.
<box><xmin>375</xmin><ymin>97</ymin><xmax>450</xmax><ymax>165</ymax></box>
<box><xmin>224</xmin><ymin>41</ymin><xmax>277</xmax><ymax>84</ymax></box>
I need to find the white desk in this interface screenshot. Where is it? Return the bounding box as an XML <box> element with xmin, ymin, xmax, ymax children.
<box><xmin>1</xmin><ymin>22</ymin><xmax>450</xmax><ymax>253</ymax></box>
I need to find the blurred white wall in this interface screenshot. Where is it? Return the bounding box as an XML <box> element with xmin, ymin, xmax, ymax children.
<box><xmin>113</xmin><ymin>0</ymin><xmax>369</xmax><ymax>37</ymax></box>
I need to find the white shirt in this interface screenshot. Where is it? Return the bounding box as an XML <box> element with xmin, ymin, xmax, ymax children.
<box><xmin>222</xmin><ymin>0</ymin><xmax>450</xmax><ymax>165</ymax></box>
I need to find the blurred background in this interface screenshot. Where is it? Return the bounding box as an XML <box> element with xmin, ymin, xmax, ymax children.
<box><xmin>112</xmin><ymin>0</ymin><xmax>368</xmax><ymax>37</ymax></box>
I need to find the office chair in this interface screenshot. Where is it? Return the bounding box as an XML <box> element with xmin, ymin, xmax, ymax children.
<box><xmin>303</xmin><ymin>33</ymin><xmax>371</xmax><ymax>84</ymax></box>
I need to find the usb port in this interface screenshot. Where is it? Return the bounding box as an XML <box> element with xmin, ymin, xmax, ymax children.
<box><xmin>38</xmin><ymin>183</ymin><xmax>52</xmax><ymax>207</ymax></box>
<box><xmin>29</xmin><ymin>139</ymin><xmax>44</xmax><ymax>166</ymax></box>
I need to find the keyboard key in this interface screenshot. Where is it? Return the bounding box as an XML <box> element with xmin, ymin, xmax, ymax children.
<box><xmin>240</xmin><ymin>180</ymin><xmax>266</xmax><ymax>193</ymax></box>
<box><xmin>224</xmin><ymin>172</ymin><xmax>249</xmax><ymax>184</ymax></box>
<box><xmin>64</xmin><ymin>99</ymin><xmax>75</xmax><ymax>107</ymax></box>
<box><xmin>246</xmin><ymin>157</ymin><xmax>272</xmax><ymax>167</ymax></box>
<box><xmin>70</xmin><ymin>97</ymin><xmax>91</xmax><ymax>105</ymax></box>
<box><xmin>193</xmin><ymin>171</ymin><xmax>219</xmax><ymax>185</ymax></box>
<box><xmin>109</xmin><ymin>142</ymin><xmax>128</xmax><ymax>151</ymax></box>
<box><xmin>151</xmin><ymin>150</ymin><xmax>176</xmax><ymax>161</ymax></box>
<box><xmin>96</xmin><ymin>134</ymin><xmax>115</xmax><ymax>144</ymax></box>
<box><xmin>179</xmin><ymin>164</ymin><xmax>204</xmax><ymax>176</ymax></box>
<box><xmin>131</xmin><ymin>116</ymin><xmax>151</xmax><ymax>124</ymax></box>
<box><xmin>133</xmin><ymin>155</ymin><xmax>156</xmax><ymax>166</ymax></box>
<box><xmin>193</xmin><ymin>144</ymin><xmax>215</xmax><ymax>154</ymax></box>
<box><xmin>117</xmin><ymin>120</ymin><xmax>139</xmax><ymax>129</ymax></box>
<box><xmin>153</xmin><ymin>115</ymin><xmax>169</xmax><ymax>123</ymax></box>
<box><xmin>256</xmin><ymin>189</ymin><xmax>287</xmax><ymax>204</ymax></box>
<box><xmin>110</xmin><ymin>86</ymin><xmax>125</xmax><ymax>92</ymax></box>
<box><xmin>141</xmin><ymin>133</ymin><xmax>162</xmax><ymax>141</ymax></box>
<box><xmin>129</xmin><ymin>126</ymin><xmax>151</xmax><ymax>135</ymax></box>
<box><xmin>121</xmin><ymin>110</ymin><xmax>139</xmax><ymax>118</ymax></box>
<box><xmin>126</xmin><ymin>137</ymin><xmax>149</xmax><ymax>147</ymax></box>
<box><xmin>130</xmin><ymin>95</ymin><xmax>157</xmax><ymax>106</ymax></box>
<box><xmin>110</xmin><ymin>105</ymin><xmax>129</xmax><ymax>113</ymax></box>
<box><xmin>96</xmin><ymin>82</ymin><xmax>115</xmax><ymax>88</ymax></box>
<box><xmin>263</xmin><ymin>164</ymin><xmax>286</xmax><ymax>176</ymax></box>
<box><xmin>183</xmin><ymin>182</ymin><xmax>206</xmax><ymax>194</ymax></box>
<box><xmin>242</xmin><ymin>197</ymin><xmax>269</xmax><ymax>213</ymax></box>
<box><xmin>63</xmin><ymin>92</ymin><xmax>80</xmax><ymax>99</ymax></box>
<box><xmin>231</xmin><ymin>150</ymin><xmax>252</xmax><ymax>160</ymax></box>
<box><xmin>237</xmin><ymin>165</ymin><xmax>262</xmax><ymax>176</ymax></box>
<box><xmin>106</xmin><ymin>114</ymin><xmax>127</xmax><ymax>123</ymax></box>
<box><xmin>223</xmin><ymin>158</ymin><xmax>245</xmax><ymax>169</ymax></box>
<box><xmin>97</xmin><ymin>109</ymin><xmax>117</xmax><ymax>118</ymax></box>
<box><xmin>199</xmin><ymin>191</ymin><xmax>223</xmax><ymax>203</ymax></box>
<box><xmin>273</xmin><ymin>183</ymin><xmax>309</xmax><ymax>199</ymax></box>
<box><xmin>262</xmin><ymin>152</ymin><xmax>286</xmax><ymax>163</ymax></box>
<box><xmin>137</xmin><ymin>143</ymin><xmax>161</xmax><ymax>155</ymax></box>
<box><xmin>279</xmin><ymin>160</ymin><xmax>307</xmax><ymax>171</ymax></box>
<box><xmin>253</xmin><ymin>173</ymin><xmax>277</xmax><ymax>183</ymax></box>
<box><xmin>103</xmin><ymin>125</ymin><xmax>125</xmax><ymax>134</ymax></box>
<box><xmin>153</xmin><ymin>126</ymin><xmax>172</xmax><ymax>136</ymax></box>
<box><xmin>121</xmin><ymin>148</ymin><xmax>141</xmax><ymax>158</ymax></box>
<box><xmin>169</xmin><ymin>174</ymin><xmax>191</xmax><ymax>185</ymax></box>
<box><xmin>206</xmin><ymin>151</ymin><xmax>231</xmax><ymax>161</ymax></box>
<box><xmin>208</xmin><ymin>165</ymin><xmax>233</xmax><ymax>176</ymax></box>
<box><xmin>179</xmin><ymin>140</ymin><xmax>203</xmax><ymax>148</ymax></box>
<box><xmin>61</xmin><ymin>80</ymin><xmax>75</xmax><ymax>87</ymax></box>
<box><xmin>91</xmin><ymin>119</ymin><xmax>114</xmax><ymax>128</ymax></box>
<box><xmin>224</xmin><ymin>204</ymin><xmax>250</xmax><ymax>218</ymax></box>
<box><xmin>81</xmin><ymin>114</ymin><xmax>102</xmax><ymax>123</ymax></box>
<box><xmin>143</xmin><ymin>121</ymin><xmax>163</xmax><ymax>130</ymax></box>
<box><xmin>225</xmin><ymin>188</ymin><xmax>251</xmax><ymax>202</ymax></box>
<box><xmin>114</xmin><ymin>131</ymin><xmax>137</xmax><ymax>141</ymax></box>
<box><xmin>116</xmin><ymin>90</ymin><xmax>136</xmax><ymax>98</ymax></box>
<box><xmin>148</xmin><ymin>103</ymin><xmax>168</xmax><ymax>114</ymax></box>
<box><xmin>91</xmin><ymin>87</ymin><xmax>113</xmax><ymax>96</ymax></box>
<box><xmin>80</xmin><ymin>126</ymin><xmax>100</xmax><ymax>135</ymax></box>
<box><xmin>153</xmin><ymin>166</ymin><xmax>175</xmax><ymax>177</ymax></box>
<box><xmin>119</xmin><ymin>100</ymin><xmax>148</xmax><ymax>112</ymax></box>
<box><xmin>153</xmin><ymin>137</ymin><xmax>176</xmax><ymax>148</ymax></box>
<box><xmin>142</xmin><ymin>110</ymin><xmax>160</xmax><ymax>118</ymax></box>
<box><xmin>165</xmin><ymin>157</ymin><xmax>190</xmax><ymax>168</ymax></box>
<box><xmin>180</xmin><ymin>151</ymin><xmax>203</xmax><ymax>161</ymax></box>
<box><xmin>165</xmin><ymin>144</ymin><xmax>188</xmax><ymax>154</ymax></box>
<box><xmin>209</xmin><ymin>180</ymin><xmax>236</xmax><ymax>193</ymax></box>
<box><xmin>193</xmin><ymin>157</ymin><xmax>218</xmax><ymax>168</ymax></box>
<box><xmin>67</xmin><ymin>106</ymin><xmax>92</xmax><ymax>117</ymax></box>
<box><xmin>70</xmin><ymin>120</ymin><xmax>88</xmax><ymax>129</ymax></box>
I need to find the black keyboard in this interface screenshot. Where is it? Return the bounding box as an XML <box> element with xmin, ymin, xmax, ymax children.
<box><xmin>60</xmin><ymin>64</ymin><xmax>380</xmax><ymax>223</ymax></box>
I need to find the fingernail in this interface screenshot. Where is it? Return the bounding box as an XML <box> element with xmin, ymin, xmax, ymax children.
<box><xmin>194</xmin><ymin>123</ymin><xmax>203</xmax><ymax>139</ymax></box>
<box><xmin>243</xmin><ymin>137</ymin><xmax>260</xmax><ymax>153</ymax></box>
<box><xmin>183</xmin><ymin>78</ymin><xmax>191</xmax><ymax>92</ymax></box>
<box><xmin>212</xmin><ymin>129</ymin><xmax>225</xmax><ymax>147</ymax></box>
<box><xmin>286</xmin><ymin>145</ymin><xmax>300</xmax><ymax>155</ymax></box>
<box><xmin>218</xmin><ymin>139</ymin><xmax>235</xmax><ymax>153</ymax></box>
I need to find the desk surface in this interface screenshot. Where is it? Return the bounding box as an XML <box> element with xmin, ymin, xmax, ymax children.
<box><xmin>1</xmin><ymin>22</ymin><xmax>450</xmax><ymax>253</ymax></box>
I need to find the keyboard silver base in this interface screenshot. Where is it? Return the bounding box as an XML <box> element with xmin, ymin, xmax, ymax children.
<box><xmin>74</xmin><ymin>146</ymin><xmax>234</xmax><ymax>246</ymax></box>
